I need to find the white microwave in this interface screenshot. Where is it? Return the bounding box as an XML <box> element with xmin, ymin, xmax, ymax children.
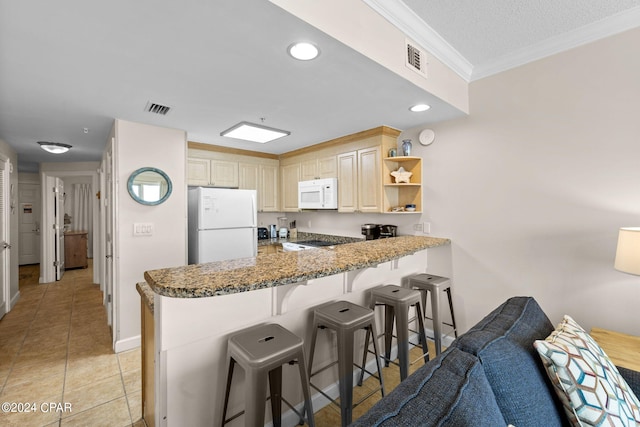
<box><xmin>298</xmin><ymin>178</ymin><xmax>338</xmax><ymax>209</ymax></box>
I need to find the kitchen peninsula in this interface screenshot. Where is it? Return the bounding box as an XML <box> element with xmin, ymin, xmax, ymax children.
<box><xmin>139</xmin><ymin>235</ymin><xmax>450</xmax><ymax>426</ymax></box>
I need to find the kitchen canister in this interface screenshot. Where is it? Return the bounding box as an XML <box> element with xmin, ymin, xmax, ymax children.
<box><xmin>402</xmin><ymin>139</ymin><xmax>412</xmax><ymax>156</ymax></box>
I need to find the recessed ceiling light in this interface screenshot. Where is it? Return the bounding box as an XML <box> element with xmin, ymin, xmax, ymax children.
<box><xmin>38</xmin><ymin>141</ymin><xmax>72</xmax><ymax>154</ymax></box>
<box><xmin>288</xmin><ymin>42</ymin><xmax>320</xmax><ymax>61</ymax></box>
<box><xmin>220</xmin><ymin>121</ymin><xmax>290</xmax><ymax>143</ymax></box>
<box><xmin>410</xmin><ymin>104</ymin><xmax>431</xmax><ymax>112</ymax></box>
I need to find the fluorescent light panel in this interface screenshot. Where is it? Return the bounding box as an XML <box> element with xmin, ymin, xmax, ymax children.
<box><xmin>220</xmin><ymin>121</ymin><xmax>290</xmax><ymax>143</ymax></box>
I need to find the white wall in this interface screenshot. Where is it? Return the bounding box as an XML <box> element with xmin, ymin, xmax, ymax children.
<box><xmin>394</xmin><ymin>27</ymin><xmax>640</xmax><ymax>336</ymax></box>
<box><xmin>114</xmin><ymin>119</ymin><xmax>186</xmax><ymax>351</ymax></box>
<box><xmin>0</xmin><ymin>138</ymin><xmax>19</xmax><ymax>309</ymax></box>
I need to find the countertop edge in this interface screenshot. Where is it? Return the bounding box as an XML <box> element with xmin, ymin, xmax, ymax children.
<box><xmin>145</xmin><ymin>236</ymin><xmax>450</xmax><ymax>299</ymax></box>
<box><xmin>137</xmin><ymin>281</ymin><xmax>155</xmax><ymax>312</ymax></box>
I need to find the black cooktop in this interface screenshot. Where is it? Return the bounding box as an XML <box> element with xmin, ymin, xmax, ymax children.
<box><xmin>295</xmin><ymin>240</ymin><xmax>337</xmax><ymax>247</ymax></box>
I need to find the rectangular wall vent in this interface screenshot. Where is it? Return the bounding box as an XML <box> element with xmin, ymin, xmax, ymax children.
<box><xmin>144</xmin><ymin>102</ymin><xmax>171</xmax><ymax>115</ymax></box>
<box><xmin>405</xmin><ymin>39</ymin><xmax>427</xmax><ymax>77</ymax></box>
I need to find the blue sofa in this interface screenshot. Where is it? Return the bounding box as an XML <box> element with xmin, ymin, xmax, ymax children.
<box><xmin>352</xmin><ymin>296</ymin><xmax>640</xmax><ymax>426</ymax></box>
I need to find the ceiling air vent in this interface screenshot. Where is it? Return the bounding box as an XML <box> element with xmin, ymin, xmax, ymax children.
<box><xmin>144</xmin><ymin>101</ymin><xmax>171</xmax><ymax>115</ymax></box>
<box><xmin>405</xmin><ymin>39</ymin><xmax>427</xmax><ymax>77</ymax></box>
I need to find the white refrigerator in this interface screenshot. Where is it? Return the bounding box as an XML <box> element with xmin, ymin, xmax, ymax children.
<box><xmin>188</xmin><ymin>187</ymin><xmax>257</xmax><ymax>264</ymax></box>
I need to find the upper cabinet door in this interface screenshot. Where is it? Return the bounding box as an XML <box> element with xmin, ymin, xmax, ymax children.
<box><xmin>260</xmin><ymin>164</ymin><xmax>279</xmax><ymax>212</ymax></box>
<box><xmin>210</xmin><ymin>160</ymin><xmax>238</xmax><ymax>188</ymax></box>
<box><xmin>300</xmin><ymin>159</ymin><xmax>318</xmax><ymax>181</ymax></box>
<box><xmin>357</xmin><ymin>146</ymin><xmax>382</xmax><ymax>213</ymax></box>
<box><xmin>318</xmin><ymin>155</ymin><xmax>337</xmax><ymax>179</ymax></box>
<box><xmin>238</xmin><ymin>163</ymin><xmax>259</xmax><ymax>191</ymax></box>
<box><xmin>337</xmin><ymin>151</ymin><xmax>357</xmax><ymax>212</ymax></box>
<box><xmin>187</xmin><ymin>158</ymin><xmax>211</xmax><ymax>186</ymax></box>
<box><xmin>280</xmin><ymin>163</ymin><xmax>300</xmax><ymax>212</ymax></box>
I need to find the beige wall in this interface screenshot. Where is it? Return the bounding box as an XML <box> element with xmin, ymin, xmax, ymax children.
<box><xmin>115</xmin><ymin>119</ymin><xmax>187</xmax><ymax>349</ymax></box>
<box><xmin>397</xmin><ymin>26</ymin><xmax>640</xmax><ymax>335</ymax></box>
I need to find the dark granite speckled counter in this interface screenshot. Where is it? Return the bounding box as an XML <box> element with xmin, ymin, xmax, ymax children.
<box><xmin>142</xmin><ymin>235</ymin><xmax>449</xmax><ymax>302</ymax></box>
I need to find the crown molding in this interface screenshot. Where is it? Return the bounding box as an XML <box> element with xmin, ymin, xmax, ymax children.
<box><xmin>364</xmin><ymin>1</ymin><xmax>640</xmax><ymax>83</ymax></box>
<box><xmin>363</xmin><ymin>0</ymin><xmax>473</xmax><ymax>82</ymax></box>
<box><xmin>472</xmin><ymin>5</ymin><xmax>640</xmax><ymax>80</ymax></box>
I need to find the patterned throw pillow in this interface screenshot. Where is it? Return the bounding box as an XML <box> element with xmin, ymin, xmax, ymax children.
<box><xmin>534</xmin><ymin>315</ymin><xmax>640</xmax><ymax>426</ymax></box>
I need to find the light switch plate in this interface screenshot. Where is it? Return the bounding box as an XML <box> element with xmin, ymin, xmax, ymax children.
<box><xmin>133</xmin><ymin>222</ymin><xmax>154</xmax><ymax>236</ymax></box>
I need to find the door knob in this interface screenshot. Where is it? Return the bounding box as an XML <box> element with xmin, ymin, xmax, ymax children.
<box><xmin>2</xmin><ymin>242</ymin><xmax>11</xmax><ymax>249</ymax></box>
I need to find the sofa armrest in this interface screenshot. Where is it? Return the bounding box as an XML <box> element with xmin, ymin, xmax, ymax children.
<box><xmin>618</xmin><ymin>365</ymin><xmax>640</xmax><ymax>397</ymax></box>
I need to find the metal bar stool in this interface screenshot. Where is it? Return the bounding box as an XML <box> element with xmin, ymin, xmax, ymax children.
<box><xmin>362</xmin><ymin>285</ymin><xmax>429</xmax><ymax>382</ymax></box>
<box><xmin>407</xmin><ymin>273</ymin><xmax>458</xmax><ymax>356</ymax></box>
<box><xmin>220</xmin><ymin>323</ymin><xmax>315</xmax><ymax>427</ymax></box>
<box><xmin>307</xmin><ymin>300</ymin><xmax>385</xmax><ymax>427</ymax></box>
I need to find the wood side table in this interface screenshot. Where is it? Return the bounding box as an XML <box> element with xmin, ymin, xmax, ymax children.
<box><xmin>590</xmin><ymin>327</ymin><xmax>640</xmax><ymax>372</ymax></box>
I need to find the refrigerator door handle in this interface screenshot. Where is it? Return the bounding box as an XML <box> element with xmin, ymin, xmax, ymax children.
<box><xmin>252</xmin><ymin>232</ymin><xmax>258</xmax><ymax>257</ymax></box>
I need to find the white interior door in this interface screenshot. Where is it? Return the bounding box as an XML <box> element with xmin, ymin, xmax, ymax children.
<box><xmin>18</xmin><ymin>183</ymin><xmax>41</xmax><ymax>265</ymax></box>
<box><xmin>102</xmin><ymin>142</ymin><xmax>116</xmax><ymax>332</ymax></box>
<box><xmin>54</xmin><ymin>178</ymin><xmax>65</xmax><ymax>281</ymax></box>
<box><xmin>0</xmin><ymin>159</ymin><xmax>10</xmax><ymax>319</ymax></box>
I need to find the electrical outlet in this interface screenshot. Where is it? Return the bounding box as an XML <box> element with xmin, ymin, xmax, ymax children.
<box><xmin>423</xmin><ymin>222</ymin><xmax>431</xmax><ymax>234</ymax></box>
<box><xmin>413</xmin><ymin>223</ymin><xmax>423</xmax><ymax>232</ymax></box>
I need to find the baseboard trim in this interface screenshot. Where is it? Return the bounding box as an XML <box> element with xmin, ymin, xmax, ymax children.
<box><xmin>10</xmin><ymin>290</ymin><xmax>20</xmax><ymax>310</ymax></box>
<box><xmin>114</xmin><ymin>335</ymin><xmax>141</xmax><ymax>353</ymax></box>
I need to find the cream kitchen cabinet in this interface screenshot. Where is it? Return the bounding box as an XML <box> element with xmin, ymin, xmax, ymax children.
<box><xmin>280</xmin><ymin>162</ymin><xmax>300</xmax><ymax>212</ymax></box>
<box><xmin>337</xmin><ymin>146</ymin><xmax>382</xmax><ymax>213</ymax></box>
<box><xmin>239</xmin><ymin>162</ymin><xmax>279</xmax><ymax>212</ymax></box>
<box><xmin>187</xmin><ymin>158</ymin><xmax>238</xmax><ymax>187</ymax></box>
<box><xmin>300</xmin><ymin>155</ymin><xmax>337</xmax><ymax>181</ymax></box>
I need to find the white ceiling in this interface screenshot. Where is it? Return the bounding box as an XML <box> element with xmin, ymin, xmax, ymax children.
<box><xmin>2</xmin><ymin>0</ymin><xmax>640</xmax><ymax>172</ymax></box>
<box><xmin>369</xmin><ymin>0</ymin><xmax>640</xmax><ymax>80</ymax></box>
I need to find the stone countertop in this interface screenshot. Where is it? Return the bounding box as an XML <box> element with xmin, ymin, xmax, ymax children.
<box><xmin>143</xmin><ymin>235</ymin><xmax>450</xmax><ymax>299</ymax></box>
<box><xmin>137</xmin><ymin>282</ymin><xmax>155</xmax><ymax>312</ymax></box>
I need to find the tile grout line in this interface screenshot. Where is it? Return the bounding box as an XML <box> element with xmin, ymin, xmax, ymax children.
<box><xmin>59</xmin><ymin>274</ymin><xmax>75</xmax><ymax>426</ymax></box>
<box><xmin>117</xmin><ymin>352</ymin><xmax>135</xmax><ymax>425</ymax></box>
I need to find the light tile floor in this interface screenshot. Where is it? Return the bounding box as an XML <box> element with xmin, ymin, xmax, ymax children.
<box><xmin>0</xmin><ymin>262</ymin><xmax>144</xmax><ymax>427</ymax></box>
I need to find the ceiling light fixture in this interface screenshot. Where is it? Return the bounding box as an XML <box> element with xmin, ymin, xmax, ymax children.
<box><xmin>38</xmin><ymin>141</ymin><xmax>72</xmax><ymax>154</ymax></box>
<box><xmin>288</xmin><ymin>42</ymin><xmax>320</xmax><ymax>61</ymax></box>
<box><xmin>410</xmin><ymin>104</ymin><xmax>431</xmax><ymax>112</ymax></box>
<box><xmin>220</xmin><ymin>121</ymin><xmax>290</xmax><ymax>143</ymax></box>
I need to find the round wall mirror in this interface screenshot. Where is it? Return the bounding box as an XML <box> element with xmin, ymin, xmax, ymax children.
<box><xmin>127</xmin><ymin>167</ymin><xmax>172</xmax><ymax>206</ymax></box>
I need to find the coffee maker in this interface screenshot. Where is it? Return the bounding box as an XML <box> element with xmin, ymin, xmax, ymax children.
<box><xmin>361</xmin><ymin>223</ymin><xmax>380</xmax><ymax>240</ymax></box>
<box><xmin>361</xmin><ymin>224</ymin><xmax>397</xmax><ymax>240</ymax></box>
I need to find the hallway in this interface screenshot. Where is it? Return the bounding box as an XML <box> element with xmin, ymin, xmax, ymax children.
<box><xmin>0</xmin><ymin>263</ymin><xmax>143</xmax><ymax>426</ymax></box>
